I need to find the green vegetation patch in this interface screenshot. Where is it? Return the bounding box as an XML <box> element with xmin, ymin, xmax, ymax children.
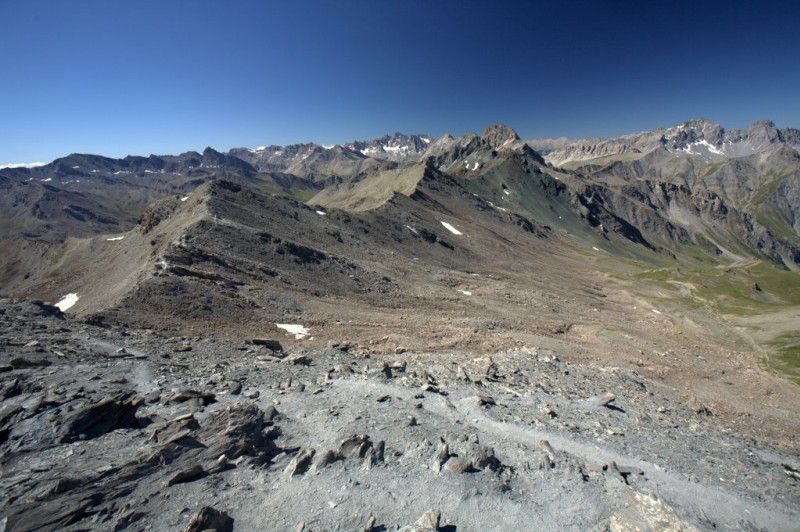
<box><xmin>635</xmin><ymin>260</ymin><xmax>800</xmax><ymax>313</ymax></box>
<box><xmin>762</xmin><ymin>332</ymin><xmax>800</xmax><ymax>385</ymax></box>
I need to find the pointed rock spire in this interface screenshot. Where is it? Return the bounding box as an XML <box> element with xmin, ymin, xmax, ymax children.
<box><xmin>482</xmin><ymin>124</ymin><xmax>520</xmax><ymax>150</ymax></box>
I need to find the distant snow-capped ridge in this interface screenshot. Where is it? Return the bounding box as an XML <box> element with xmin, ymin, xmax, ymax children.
<box><xmin>0</xmin><ymin>162</ymin><xmax>47</xmax><ymax>169</ymax></box>
<box><xmin>533</xmin><ymin>119</ymin><xmax>800</xmax><ymax>166</ymax></box>
<box><xmin>345</xmin><ymin>132</ymin><xmax>433</xmax><ymax>161</ymax></box>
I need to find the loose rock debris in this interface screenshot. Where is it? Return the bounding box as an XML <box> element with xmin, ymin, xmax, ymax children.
<box><xmin>0</xmin><ymin>299</ymin><xmax>797</xmax><ymax>530</ymax></box>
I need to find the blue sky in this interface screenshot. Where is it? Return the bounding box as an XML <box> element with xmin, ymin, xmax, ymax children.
<box><xmin>1</xmin><ymin>0</ymin><xmax>799</xmax><ymax>165</ymax></box>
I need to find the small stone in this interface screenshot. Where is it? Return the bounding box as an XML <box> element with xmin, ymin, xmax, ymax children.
<box><xmin>284</xmin><ymin>354</ymin><xmax>312</xmax><ymax>366</ymax></box>
<box><xmin>252</xmin><ymin>339</ymin><xmax>284</xmax><ymax>351</ymax></box>
<box><xmin>433</xmin><ymin>443</ymin><xmax>450</xmax><ymax>472</ymax></box>
<box><xmin>472</xmin><ymin>395</ymin><xmax>495</xmax><ymax>407</ymax></box>
<box><xmin>286</xmin><ymin>448</ymin><xmax>315</xmax><ymax>476</ymax></box>
<box><xmin>184</xmin><ymin>506</ymin><xmax>234</xmax><ymax>532</ymax></box>
<box><xmin>784</xmin><ymin>465</ymin><xmax>800</xmax><ymax>480</ymax></box>
<box><xmin>606</xmin><ymin>461</ymin><xmax>627</xmax><ymax>484</ymax></box>
<box><xmin>168</xmin><ymin>390</ymin><xmax>216</xmax><ymax>405</ymax></box>
<box><xmin>407</xmin><ymin>416</ymin><xmax>418</xmax><ymax>426</ymax></box>
<box><xmin>589</xmin><ymin>392</ymin><xmax>617</xmax><ymax>407</ymax></box>
<box><xmin>542</xmin><ymin>407</ymin><xmax>556</xmax><ymax>417</ymax></box>
<box><xmin>208</xmin><ymin>454</ymin><xmax>230</xmax><ymax>474</ymax></box>
<box><xmin>399</xmin><ymin>508</ymin><xmax>441</xmax><ymax>532</ymax></box>
<box><xmin>243</xmin><ymin>389</ymin><xmax>260</xmax><ymax>399</ymax></box>
<box><xmin>168</xmin><ymin>464</ymin><xmax>205</xmax><ymax>486</ymax></box>
<box><xmin>389</xmin><ymin>360</ymin><xmax>407</xmax><ymax>371</ymax></box>
<box><xmin>312</xmin><ymin>449</ymin><xmax>341</xmax><ymax>472</ymax></box>
<box><xmin>443</xmin><ymin>459</ymin><xmax>473</xmax><ymax>474</ymax></box>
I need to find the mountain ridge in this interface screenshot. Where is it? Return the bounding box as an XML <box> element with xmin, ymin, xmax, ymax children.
<box><xmin>1</xmin><ymin>120</ymin><xmax>798</xmax><ymax>270</ymax></box>
<box><xmin>531</xmin><ymin>118</ymin><xmax>800</xmax><ymax>167</ymax></box>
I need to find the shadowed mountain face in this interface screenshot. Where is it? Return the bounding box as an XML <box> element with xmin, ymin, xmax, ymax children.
<box><xmin>7</xmin><ymin>172</ymin><xmax>559</xmax><ymax>342</ymax></box>
<box><xmin>526</xmin><ymin>121</ymin><xmax>800</xmax><ymax>269</ymax></box>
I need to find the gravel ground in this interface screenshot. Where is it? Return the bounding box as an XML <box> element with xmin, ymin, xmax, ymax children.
<box><xmin>2</xmin><ymin>299</ymin><xmax>798</xmax><ymax>531</ymax></box>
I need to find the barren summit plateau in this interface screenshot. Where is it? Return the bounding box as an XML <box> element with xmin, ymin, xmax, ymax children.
<box><xmin>0</xmin><ymin>121</ymin><xmax>799</xmax><ymax>530</ymax></box>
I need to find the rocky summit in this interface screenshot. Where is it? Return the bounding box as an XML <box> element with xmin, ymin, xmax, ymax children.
<box><xmin>0</xmin><ymin>120</ymin><xmax>799</xmax><ymax>531</ymax></box>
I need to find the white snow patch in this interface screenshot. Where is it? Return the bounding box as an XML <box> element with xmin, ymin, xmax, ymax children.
<box><xmin>113</xmin><ymin>170</ymin><xmax>131</xmax><ymax>175</ymax></box>
<box><xmin>72</xmin><ymin>165</ymin><xmax>80</xmax><ymax>169</ymax></box>
<box><xmin>55</xmin><ymin>293</ymin><xmax>79</xmax><ymax>312</ymax></box>
<box><xmin>472</xmin><ymin>161</ymin><xmax>480</xmax><ymax>171</ymax></box>
<box><xmin>276</xmin><ymin>323</ymin><xmax>310</xmax><ymax>339</ymax></box>
<box><xmin>316</xmin><ymin>210</ymin><xmax>326</xmax><ymax>216</ymax></box>
<box><xmin>0</xmin><ymin>162</ymin><xmax>46</xmax><ymax>169</ymax></box>
<box><xmin>440</xmin><ymin>221</ymin><xmax>462</xmax><ymax>235</ymax></box>
<box><xmin>41</xmin><ymin>178</ymin><xmax>52</xmax><ymax>182</ymax></box>
<box><xmin>322</xmin><ymin>145</ymin><xmax>335</xmax><ymax>150</ymax></box>
<box><xmin>144</xmin><ymin>169</ymin><xmax>158</xmax><ymax>174</ymax></box>
<box><xmin>180</xmin><ymin>196</ymin><xmax>189</xmax><ymax>202</ymax></box>
<box><xmin>106</xmin><ymin>236</ymin><xmax>124</xmax><ymax>241</ymax></box>
<box><xmin>696</xmin><ymin>139</ymin><xmax>724</xmax><ymax>155</ymax></box>
<box><xmin>422</xmin><ymin>138</ymin><xmax>431</xmax><ymax>144</ymax></box>
<box><xmin>503</xmin><ymin>189</ymin><xmax>510</xmax><ymax>195</ymax></box>
<box><xmin>457</xmin><ymin>289</ymin><xmax>472</xmax><ymax>296</ymax></box>
<box><xmin>383</xmin><ymin>145</ymin><xmax>404</xmax><ymax>153</ymax></box>
<box><xmin>592</xmin><ymin>246</ymin><xmax>599</xmax><ymax>251</ymax></box>
<box><xmin>405</xmin><ymin>225</ymin><xmax>418</xmax><ymax>235</ymax></box>
<box><xmin>651</xmin><ymin>309</ymin><xmax>661</xmax><ymax>314</ymax></box>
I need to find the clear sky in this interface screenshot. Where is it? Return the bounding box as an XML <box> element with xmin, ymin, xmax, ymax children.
<box><xmin>1</xmin><ymin>0</ymin><xmax>799</xmax><ymax>165</ymax></box>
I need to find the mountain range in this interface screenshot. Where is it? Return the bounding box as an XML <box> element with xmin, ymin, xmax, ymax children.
<box><xmin>3</xmin><ymin>119</ymin><xmax>797</xmax><ymax>270</ymax></box>
<box><xmin>1</xmin><ymin>119</ymin><xmax>800</xmax><ymax>531</ymax></box>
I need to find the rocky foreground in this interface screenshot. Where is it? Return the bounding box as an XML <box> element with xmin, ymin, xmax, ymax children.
<box><xmin>1</xmin><ymin>298</ymin><xmax>798</xmax><ymax>531</ymax></box>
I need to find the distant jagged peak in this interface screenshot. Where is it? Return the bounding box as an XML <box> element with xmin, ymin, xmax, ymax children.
<box><xmin>745</xmin><ymin>119</ymin><xmax>784</xmax><ymax>145</ymax></box>
<box><xmin>345</xmin><ymin>132</ymin><xmax>433</xmax><ymax>161</ymax></box>
<box><xmin>673</xmin><ymin>117</ymin><xmax>722</xmax><ymax>131</ymax></box>
<box><xmin>748</xmin><ymin>119</ymin><xmax>778</xmax><ymax>131</ymax></box>
<box><xmin>482</xmin><ymin>124</ymin><xmax>521</xmax><ymax>149</ymax></box>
